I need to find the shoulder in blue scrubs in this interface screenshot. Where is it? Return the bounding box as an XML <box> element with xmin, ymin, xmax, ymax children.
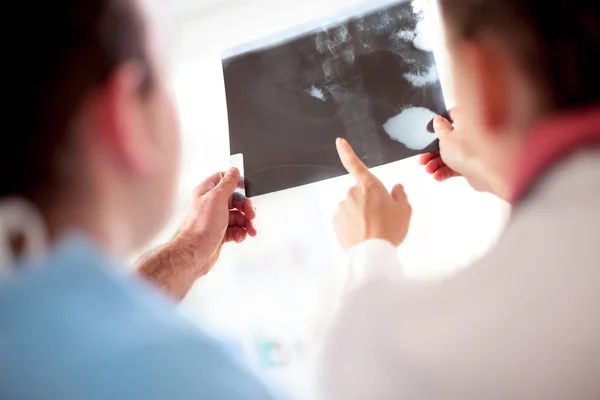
<box><xmin>0</xmin><ymin>235</ymin><xmax>285</xmax><ymax>400</ymax></box>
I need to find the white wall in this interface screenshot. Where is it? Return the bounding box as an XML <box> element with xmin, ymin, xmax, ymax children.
<box><xmin>163</xmin><ymin>0</ymin><xmax>510</xmax><ymax>396</ymax></box>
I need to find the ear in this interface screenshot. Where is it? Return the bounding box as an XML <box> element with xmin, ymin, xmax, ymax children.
<box><xmin>463</xmin><ymin>39</ymin><xmax>509</xmax><ymax>132</ymax></box>
<box><xmin>88</xmin><ymin>63</ymin><xmax>154</xmax><ymax>177</ymax></box>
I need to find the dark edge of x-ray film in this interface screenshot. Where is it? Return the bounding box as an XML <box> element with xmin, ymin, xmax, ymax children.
<box><xmin>223</xmin><ymin>0</ymin><xmax>448</xmax><ymax>197</ymax></box>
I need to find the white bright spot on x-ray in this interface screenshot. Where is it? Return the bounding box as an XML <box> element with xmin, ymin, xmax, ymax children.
<box><xmin>413</xmin><ymin>19</ymin><xmax>433</xmax><ymax>51</ymax></box>
<box><xmin>392</xmin><ymin>29</ymin><xmax>416</xmax><ymax>42</ymax></box>
<box><xmin>404</xmin><ymin>65</ymin><xmax>439</xmax><ymax>87</ymax></box>
<box><xmin>383</xmin><ymin>107</ymin><xmax>437</xmax><ymax>150</ymax></box>
<box><xmin>411</xmin><ymin>0</ymin><xmax>425</xmax><ymax>15</ymax></box>
<box><xmin>389</xmin><ymin>0</ymin><xmax>432</xmax><ymax>52</ymax></box>
<box><xmin>411</xmin><ymin>0</ymin><xmax>433</xmax><ymax>52</ymax></box>
<box><xmin>308</xmin><ymin>86</ymin><xmax>327</xmax><ymax>101</ymax></box>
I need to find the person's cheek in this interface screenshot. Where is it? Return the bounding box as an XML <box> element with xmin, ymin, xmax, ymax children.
<box><xmin>450</xmin><ymin>65</ymin><xmax>470</xmax><ymax>112</ymax></box>
<box><xmin>153</xmin><ymin>86</ymin><xmax>181</xmax><ymax>220</ymax></box>
<box><xmin>169</xmin><ymin>100</ymin><xmax>182</xmax><ymax>180</ymax></box>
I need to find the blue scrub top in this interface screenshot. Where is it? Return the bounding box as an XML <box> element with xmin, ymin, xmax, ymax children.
<box><xmin>0</xmin><ymin>235</ymin><xmax>285</xmax><ymax>400</ymax></box>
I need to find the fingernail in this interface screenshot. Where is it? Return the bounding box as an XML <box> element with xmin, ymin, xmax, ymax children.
<box><xmin>336</xmin><ymin>138</ymin><xmax>345</xmax><ymax>146</ymax></box>
<box><xmin>433</xmin><ymin>116</ymin><xmax>443</xmax><ymax>128</ymax></box>
<box><xmin>228</xmin><ymin>167</ymin><xmax>239</xmax><ymax>175</ymax></box>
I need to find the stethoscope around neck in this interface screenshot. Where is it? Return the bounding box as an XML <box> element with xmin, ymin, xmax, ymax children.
<box><xmin>0</xmin><ymin>198</ymin><xmax>48</xmax><ymax>278</ymax></box>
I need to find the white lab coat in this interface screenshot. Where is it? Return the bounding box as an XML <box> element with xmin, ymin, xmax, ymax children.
<box><xmin>317</xmin><ymin>149</ymin><xmax>600</xmax><ymax>400</ymax></box>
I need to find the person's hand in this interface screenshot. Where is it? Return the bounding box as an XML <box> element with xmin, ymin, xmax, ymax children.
<box><xmin>333</xmin><ymin>138</ymin><xmax>412</xmax><ymax>251</ymax></box>
<box><xmin>176</xmin><ymin>168</ymin><xmax>257</xmax><ymax>273</ymax></box>
<box><xmin>418</xmin><ymin>111</ymin><xmax>509</xmax><ymax>199</ymax></box>
<box><xmin>418</xmin><ymin>110</ymin><xmax>462</xmax><ymax>182</ymax></box>
<box><xmin>138</xmin><ymin>168</ymin><xmax>256</xmax><ymax>299</ymax></box>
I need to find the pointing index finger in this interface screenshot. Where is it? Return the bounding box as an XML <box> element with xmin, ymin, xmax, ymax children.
<box><xmin>336</xmin><ymin>138</ymin><xmax>372</xmax><ymax>183</ymax></box>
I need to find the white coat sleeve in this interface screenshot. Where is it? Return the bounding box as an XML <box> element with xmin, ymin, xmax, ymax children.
<box><xmin>315</xmin><ymin>238</ymin><xmax>411</xmax><ymax>400</ymax></box>
<box><xmin>314</xmin><ymin>237</ymin><xmax>538</xmax><ymax>400</ymax></box>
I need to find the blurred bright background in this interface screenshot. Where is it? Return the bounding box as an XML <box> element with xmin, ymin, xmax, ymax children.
<box><xmin>149</xmin><ymin>0</ymin><xmax>511</xmax><ymax>397</ymax></box>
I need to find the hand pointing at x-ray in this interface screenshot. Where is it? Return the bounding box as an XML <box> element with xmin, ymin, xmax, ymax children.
<box><xmin>332</xmin><ymin>138</ymin><xmax>412</xmax><ymax>251</ymax></box>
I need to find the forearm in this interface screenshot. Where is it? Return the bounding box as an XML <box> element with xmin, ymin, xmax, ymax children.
<box><xmin>137</xmin><ymin>237</ymin><xmax>209</xmax><ymax>300</ymax></box>
<box><xmin>317</xmin><ymin>239</ymin><xmax>408</xmax><ymax>399</ymax></box>
<box><xmin>464</xmin><ymin>159</ymin><xmax>511</xmax><ymax>202</ymax></box>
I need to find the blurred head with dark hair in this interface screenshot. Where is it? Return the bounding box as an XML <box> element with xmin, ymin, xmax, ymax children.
<box><xmin>4</xmin><ymin>0</ymin><xmax>180</xmax><ymax>253</ymax></box>
<box><xmin>438</xmin><ymin>0</ymin><xmax>600</xmax><ymax>179</ymax></box>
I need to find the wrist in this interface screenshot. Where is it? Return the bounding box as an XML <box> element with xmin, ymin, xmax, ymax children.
<box><xmin>475</xmin><ymin>170</ymin><xmax>511</xmax><ymax>201</ymax></box>
<box><xmin>346</xmin><ymin>236</ymin><xmax>401</xmax><ymax>252</ymax></box>
<box><xmin>171</xmin><ymin>233</ymin><xmax>213</xmax><ymax>277</ymax></box>
<box><xmin>464</xmin><ymin>159</ymin><xmax>510</xmax><ymax>201</ymax></box>
<box><xmin>345</xmin><ymin>239</ymin><xmax>402</xmax><ymax>289</ymax></box>
<box><xmin>138</xmin><ymin>235</ymin><xmax>214</xmax><ymax>300</ymax></box>
<box><xmin>348</xmin><ymin>238</ymin><xmax>395</xmax><ymax>251</ymax></box>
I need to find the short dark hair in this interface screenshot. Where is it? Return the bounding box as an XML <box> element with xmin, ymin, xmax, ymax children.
<box><xmin>439</xmin><ymin>0</ymin><xmax>600</xmax><ymax>112</ymax></box>
<box><xmin>3</xmin><ymin>0</ymin><xmax>151</xmax><ymax>203</ymax></box>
